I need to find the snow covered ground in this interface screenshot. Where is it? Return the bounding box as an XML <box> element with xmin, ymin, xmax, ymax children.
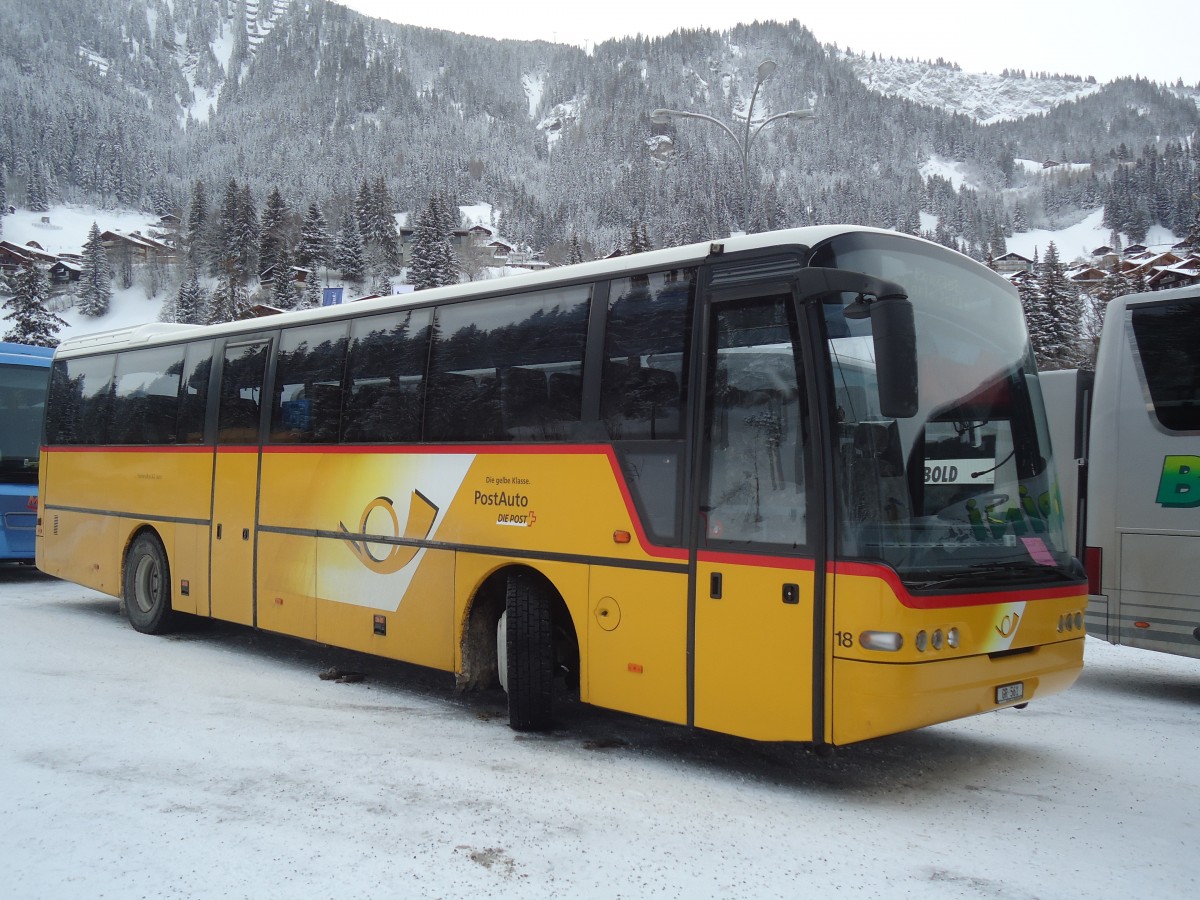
<box><xmin>1</xmin><ymin>566</ymin><xmax>1196</xmax><ymax>898</ymax></box>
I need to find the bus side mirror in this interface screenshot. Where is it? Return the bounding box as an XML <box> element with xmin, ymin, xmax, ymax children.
<box><xmin>793</xmin><ymin>267</ymin><xmax>919</xmax><ymax>418</ymax></box>
<box><xmin>868</xmin><ymin>297</ymin><xmax>918</xmax><ymax>419</ymax></box>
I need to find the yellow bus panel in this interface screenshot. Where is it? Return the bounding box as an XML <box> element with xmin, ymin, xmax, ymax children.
<box><xmin>586</xmin><ymin>566</ymin><xmax>688</xmax><ymax>725</ymax></box>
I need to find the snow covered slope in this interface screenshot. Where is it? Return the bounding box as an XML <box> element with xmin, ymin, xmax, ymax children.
<box><xmin>847</xmin><ymin>54</ymin><xmax>1102</xmax><ymax>124</ymax></box>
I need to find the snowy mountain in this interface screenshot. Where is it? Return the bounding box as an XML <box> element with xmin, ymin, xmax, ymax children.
<box><xmin>2</xmin><ymin>0</ymin><xmax>1198</xmax><ymax>346</ymax></box>
<box><xmin>845</xmin><ymin>54</ymin><xmax>1103</xmax><ymax>124</ymax></box>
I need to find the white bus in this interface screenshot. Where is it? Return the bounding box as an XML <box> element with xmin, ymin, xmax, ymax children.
<box><xmin>1046</xmin><ymin>286</ymin><xmax>1200</xmax><ymax>659</ymax></box>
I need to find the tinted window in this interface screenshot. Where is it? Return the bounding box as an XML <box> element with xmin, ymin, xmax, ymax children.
<box><xmin>0</xmin><ymin>362</ymin><xmax>50</xmax><ymax>476</ymax></box>
<box><xmin>601</xmin><ymin>269</ymin><xmax>695</xmax><ymax>439</ymax></box>
<box><xmin>109</xmin><ymin>346</ymin><xmax>186</xmax><ymax>445</ymax></box>
<box><xmin>177</xmin><ymin>342</ymin><xmax>214</xmax><ymax>444</ymax></box>
<box><xmin>426</xmin><ymin>286</ymin><xmax>590</xmax><ymax>442</ymax></box>
<box><xmin>217</xmin><ymin>341</ymin><xmax>269</xmax><ymax>444</ymax></box>
<box><xmin>271</xmin><ymin>322</ymin><xmax>349</xmax><ymax>444</ymax></box>
<box><xmin>343</xmin><ymin>309</ymin><xmax>432</xmax><ymax>443</ymax></box>
<box><xmin>45</xmin><ymin>355</ymin><xmax>115</xmax><ymax>445</ymax></box>
<box><xmin>1132</xmin><ymin>301</ymin><xmax>1200</xmax><ymax>432</ymax></box>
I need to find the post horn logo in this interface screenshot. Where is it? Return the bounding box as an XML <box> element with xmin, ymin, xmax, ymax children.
<box><xmin>339</xmin><ymin>491</ymin><xmax>438</xmax><ymax>574</ymax></box>
<box><xmin>996</xmin><ymin>612</ymin><xmax>1021</xmax><ymax>638</ymax></box>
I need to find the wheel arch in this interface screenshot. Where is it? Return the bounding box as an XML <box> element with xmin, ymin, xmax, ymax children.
<box><xmin>458</xmin><ymin>562</ymin><xmax>580</xmax><ymax>693</ymax></box>
<box><xmin>121</xmin><ymin>523</ymin><xmax>168</xmax><ymax>598</ymax></box>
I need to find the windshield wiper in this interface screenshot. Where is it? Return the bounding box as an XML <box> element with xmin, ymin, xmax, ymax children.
<box><xmin>904</xmin><ymin>560</ymin><xmax>1068</xmax><ymax>591</ymax></box>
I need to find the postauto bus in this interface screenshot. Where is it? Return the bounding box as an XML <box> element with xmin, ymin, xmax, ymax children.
<box><xmin>37</xmin><ymin>227</ymin><xmax>1085</xmax><ymax>748</ymax></box>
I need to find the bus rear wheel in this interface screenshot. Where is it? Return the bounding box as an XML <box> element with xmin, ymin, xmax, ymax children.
<box><xmin>502</xmin><ymin>573</ymin><xmax>554</xmax><ymax>731</ymax></box>
<box><xmin>123</xmin><ymin>532</ymin><xmax>177</xmax><ymax>635</ymax></box>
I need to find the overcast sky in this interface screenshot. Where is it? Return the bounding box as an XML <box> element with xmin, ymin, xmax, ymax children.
<box><xmin>333</xmin><ymin>1</ymin><xmax>1200</xmax><ymax>86</ymax></box>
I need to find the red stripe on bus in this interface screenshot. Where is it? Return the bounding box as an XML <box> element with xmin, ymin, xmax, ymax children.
<box><xmin>41</xmin><ymin>445</ymin><xmax>215</xmax><ymax>454</ymax></box>
<box><xmin>833</xmin><ymin>560</ymin><xmax>1084</xmax><ymax>609</ymax></box>
<box><xmin>697</xmin><ymin>550</ymin><xmax>817</xmax><ymax>571</ymax></box>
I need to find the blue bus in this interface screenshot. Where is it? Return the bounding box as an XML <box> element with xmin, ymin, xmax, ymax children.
<box><xmin>0</xmin><ymin>342</ymin><xmax>53</xmax><ymax>562</ymax></box>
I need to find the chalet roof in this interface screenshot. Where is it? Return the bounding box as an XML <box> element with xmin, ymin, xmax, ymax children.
<box><xmin>1124</xmin><ymin>251</ymin><xmax>1182</xmax><ymax>274</ymax></box>
<box><xmin>0</xmin><ymin>239</ymin><xmax>56</xmax><ymax>264</ymax></box>
<box><xmin>995</xmin><ymin>251</ymin><xmax>1033</xmax><ymax>262</ymax></box>
<box><xmin>99</xmin><ymin>229</ymin><xmax>174</xmax><ymax>252</ymax></box>
<box><xmin>1146</xmin><ymin>264</ymin><xmax>1200</xmax><ymax>287</ymax></box>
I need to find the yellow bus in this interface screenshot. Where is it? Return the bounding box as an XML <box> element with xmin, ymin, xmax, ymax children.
<box><xmin>37</xmin><ymin>226</ymin><xmax>1086</xmax><ymax>747</ymax></box>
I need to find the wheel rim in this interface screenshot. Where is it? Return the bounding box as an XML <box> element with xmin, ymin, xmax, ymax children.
<box><xmin>133</xmin><ymin>554</ymin><xmax>160</xmax><ymax>614</ymax></box>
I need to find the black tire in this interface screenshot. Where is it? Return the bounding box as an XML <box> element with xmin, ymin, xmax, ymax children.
<box><xmin>505</xmin><ymin>573</ymin><xmax>554</xmax><ymax>731</ymax></box>
<box><xmin>123</xmin><ymin>532</ymin><xmax>177</xmax><ymax>635</ymax></box>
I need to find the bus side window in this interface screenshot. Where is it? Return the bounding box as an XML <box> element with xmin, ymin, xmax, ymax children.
<box><xmin>217</xmin><ymin>342</ymin><xmax>269</xmax><ymax>445</ymax></box>
<box><xmin>109</xmin><ymin>345</ymin><xmax>186</xmax><ymax>445</ymax></box>
<box><xmin>426</xmin><ymin>286</ymin><xmax>590</xmax><ymax>443</ymax></box>
<box><xmin>176</xmin><ymin>342</ymin><xmax>214</xmax><ymax>445</ymax></box>
<box><xmin>45</xmin><ymin>355</ymin><xmax>115</xmax><ymax>445</ymax></box>
<box><xmin>601</xmin><ymin>269</ymin><xmax>694</xmax><ymax>440</ymax></box>
<box><xmin>343</xmin><ymin>310</ymin><xmax>431</xmax><ymax>444</ymax></box>
<box><xmin>269</xmin><ymin>322</ymin><xmax>349</xmax><ymax>444</ymax></box>
<box><xmin>1131</xmin><ymin>302</ymin><xmax>1200</xmax><ymax>432</ymax></box>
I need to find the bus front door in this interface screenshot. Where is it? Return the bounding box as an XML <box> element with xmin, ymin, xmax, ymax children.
<box><xmin>691</xmin><ymin>293</ymin><xmax>818</xmax><ymax>742</ymax></box>
<box><xmin>209</xmin><ymin>339</ymin><xmax>270</xmax><ymax>626</ymax></box>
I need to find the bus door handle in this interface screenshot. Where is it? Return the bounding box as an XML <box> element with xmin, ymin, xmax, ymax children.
<box><xmin>710</xmin><ymin>572</ymin><xmax>723</xmax><ymax>599</ymax></box>
<box><xmin>216</xmin><ymin>524</ymin><xmax>222</xmax><ymax>540</ymax></box>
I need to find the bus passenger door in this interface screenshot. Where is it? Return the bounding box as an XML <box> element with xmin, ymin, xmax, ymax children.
<box><xmin>692</xmin><ymin>292</ymin><xmax>818</xmax><ymax>742</ymax></box>
<box><xmin>209</xmin><ymin>338</ymin><xmax>271</xmax><ymax>626</ymax></box>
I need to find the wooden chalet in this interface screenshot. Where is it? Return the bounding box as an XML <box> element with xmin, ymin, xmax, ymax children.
<box><xmin>1067</xmin><ymin>265</ymin><xmax>1107</xmax><ymax>287</ymax></box>
<box><xmin>99</xmin><ymin>229</ymin><xmax>175</xmax><ymax>262</ymax></box>
<box><xmin>50</xmin><ymin>259</ymin><xmax>83</xmax><ymax>284</ymax></box>
<box><xmin>0</xmin><ymin>239</ymin><xmax>58</xmax><ymax>272</ymax></box>
<box><xmin>993</xmin><ymin>251</ymin><xmax>1034</xmax><ymax>274</ymax></box>
<box><xmin>1145</xmin><ymin>259</ymin><xmax>1200</xmax><ymax>292</ymax></box>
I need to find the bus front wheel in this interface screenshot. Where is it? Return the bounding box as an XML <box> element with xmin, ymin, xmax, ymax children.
<box><xmin>123</xmin><ymin>532</ymin><xmax>177</xmax><ymax>635</ymax></box>
<box><xmin>501</xmin><ymin>573</ymin><xmax>554</xmax><ymax>731</ymax></box>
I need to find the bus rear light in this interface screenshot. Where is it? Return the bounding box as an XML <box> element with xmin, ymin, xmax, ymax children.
<box><xmin>1134</xmin><ymin>621</ymin><xmax>1150</xmax><ymax>629</ymax></box>
<box><xmin>860</xmin><ymin>631</ymin><xmax>903</xmax><ymax>651</ymax></box>
<box><xmin>1085</xmin><ymin>546</ymin><xmax>1102</xmax><ymax>594</ymax></box>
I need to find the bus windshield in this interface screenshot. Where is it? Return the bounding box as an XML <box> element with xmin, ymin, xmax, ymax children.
<box><xmin>0</xmin><ymin>362</ymin><xmax>50</xmax><ymax>482</ymax></box>
<box><xmin>813</xmin><ymin>233</ymin><xmax>1077</xmax><ymax>590</ymax></box>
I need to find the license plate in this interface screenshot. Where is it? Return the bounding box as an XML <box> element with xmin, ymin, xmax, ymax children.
<box><xmin>996</xmin><ymin>682</ymin><xmax>1024</xmax><ymax>704</ymax></box>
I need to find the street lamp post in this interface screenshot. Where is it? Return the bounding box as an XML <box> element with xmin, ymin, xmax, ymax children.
<box><xmin>652</xmin><ymin>59</ymin><xmax>814</xmax><ymax>232</ymax></box>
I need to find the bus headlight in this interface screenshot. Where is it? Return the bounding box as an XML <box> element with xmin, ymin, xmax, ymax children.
<box><xmin>915</xmin><ymin>630</ymin><xmax>928</xmax><ymax>652</ymax></box>
<box><xmin>860</xmin><ymin>631</ymin><xmax>904</xmax><ymax>651</ymax></box>
<box><xmin>931</xmin><ymin>629</ymin><xmax>944</xmax><ymax>650</ymax></box>
<box><xmin>947</xmin><ymin>628</ymin><xmax>960</xmax><ymax>649</ymax></box>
